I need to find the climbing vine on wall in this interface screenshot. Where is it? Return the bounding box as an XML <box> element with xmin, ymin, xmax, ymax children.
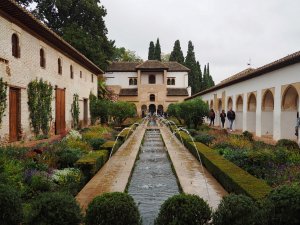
<box><xmin>27</xmin><ymin>79</ymin><xmax>53</xmax><ymax>136</ymax></box>
<box><xmin>71</xmin><ymin>93</ymin><xmax>80</xmax><ymax>129</ymax></box>
<box><xmin>0</xmin><ymin>78</ymin><xmax>8</xmax><ymax>128</ymax></box>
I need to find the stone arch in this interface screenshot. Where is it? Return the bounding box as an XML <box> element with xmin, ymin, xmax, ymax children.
<box><xmin>141</xmin><ymin>104</ymin><xmax>147</xmax><ymax>117</ymax></box>
<box><xmin>149</xmin><ymin>104</ymin><xmax>156</xmax><ymax>115</ymax></box>
<box><xmin>227</xmin><ymin>97</ymin><xmax>233</xmax><ymax>110</ymax></box>
<box><xmin>247</xmin><ymin>93</ymin><xmax>256</xmax><ymax>133</ymax></box>
<box><xmin>281</xmin><ymin>85</ymin><xmax>299</xmax><ymax>140</ymax></box>
<box><xmin>282</xmin><ymin>85</ymin><xmax>299</xmax><ymax>111</ymax></box>
<box><xmin>248</xmin><ymin>93</ymin><xmax>257</xmax><ymax>112</ymax></box>
<box><xmin>261</xmin><ymin>89</ymin><xmax>274</xmax><ymax>136</ymax></box>
<box><xmin>262</xmin><ymin>90</ymin><xmax>274</xmax><ymax>111</ymax></box>
<box><xmin>157</xmin><ymin>105</ymin><xmax>164</xmax><ymax>115</ymax></box>
<box><xmin>235</xmin><ymin>95</ymin><xmax>243</xmax><ymax>130</ymax></box>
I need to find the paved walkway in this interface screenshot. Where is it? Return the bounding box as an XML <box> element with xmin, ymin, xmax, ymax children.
<box><xmin>76</xmin><ymin>124</ymin><xmax>146</xmax><ymax>211</ymax></box>
<box><xmin>160</xmin><ymin>125</ymin><xmax>227</xmax><ymax>209</ymax></box>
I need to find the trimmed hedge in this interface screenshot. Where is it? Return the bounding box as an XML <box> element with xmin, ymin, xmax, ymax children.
<box><xmin>75</xmin><ymin>150</ymin><xmax>108</xmax><ymax>179</ymax></box>
<box><xmin>175</xmin><ymin>131</ymin><xmax>271</xmax><ymax>200</ymax></box>
<box><xmin>101</xmin><ymin>141</ymin><xmax>116</xmax><ymax>151</ymax></box>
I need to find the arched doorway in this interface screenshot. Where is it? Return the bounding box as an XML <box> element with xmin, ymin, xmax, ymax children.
<box><xmin>210</xmin><ymin>100</ymin><xmax>213</xmax><ymax>109</ymax></box>
<box><xmin>150</xmin><ymin>94</ymin><xmax>155</xmax><ymax>102</ymax></box>
<box><xmin>227</xmin><ymin>97</ymin><xmax>233</xmax><ymax>110</ymax></box>
<box><xmin>247</xmin><ymin>93</ymin><xmax>257</xmax><ymax>133</ymax></box>
<box><xmin>141</xmin><ymin>104</ymin><xmax>147</xmax><ymax>117</ymax></box>
<box><xmin>261</xmin><ymin>90</ymin><xmax>274</xmax><ymax>136</ymax></box>
<box><xmin>149</xmin><ymin>104</ymin><xmax>156</xmax><ymax>115</ymax></box>
<box><xmin>281</xmin><ymin>85</ymin><xmax>299</xmax><ymax>139</ymax></box>
<box><xmin>236</xmin><ymin>95</ymin><xmax>243</xmax><ymax>130</ymax></box>
<box><xmin>157</xmin><ymin>105</ymin><xmax>164</xmax><ymax>116</ymax></box>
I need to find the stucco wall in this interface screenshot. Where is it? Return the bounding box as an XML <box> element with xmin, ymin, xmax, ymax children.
<box><xmin>0</xmin><ymin>15</ymin><xmax>98</xmax><ymax>142</ymax></box>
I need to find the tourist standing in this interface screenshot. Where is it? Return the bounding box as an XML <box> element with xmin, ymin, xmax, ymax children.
<box><xmin>209</xmin><ymin>109</ymin><xmax>215</xmax><ymax>126</ymax></box>
<box><xmin>227</xmin><ymin>108</ymin><xmax>235</xmax><ymax>131</ymax></box>
<box><xmin>220</xmin><ymin>110</ymin><xmax>226</xmax><ymax>128</ymax></box>
<box><xmin>295</xmin><ymin>112</ymin><xmax>300</xmax><ymax>137</ymax></box>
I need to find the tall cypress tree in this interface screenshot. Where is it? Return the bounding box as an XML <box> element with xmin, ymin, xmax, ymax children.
<box><xmin>202</xmin><ymin>64</ymin><xmax>208</xmax><ymax>90</ymax></box>
<box><xmin>169</xmin><ymin>40</ymin><xmax>184</xmax><ymax>64</ymax></box>
<box><xmin>196</xmin><ymin>61</ymin><xmax>203</xmax><ymax>92</ymax></box>
<box><xmin>148</xmin><ymin>41</ymin><xmax>155</xmax><ymax>60</ymax></box>
<box><xmin>154</xmin><ymin>38</ymin><xmax>161</xmax><ymax>61</ymax></box>
<box><xmin>185</xmin><ymin>41</ymin><xmax>199</xmax><ymax>94</ymax></box>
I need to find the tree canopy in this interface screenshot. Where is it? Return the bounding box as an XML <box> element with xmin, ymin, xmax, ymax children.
<box><xmin>148</xmin><ymin>41</ymin><xmax>155</xmax><ymax>60</ymax></box>
<box><xmin>169</xmin><ymin>40</ymin><xmax>184</xmax><ymax>64</ymax></box>
<box><xmin>17</xmin><ymin>0</ymin><xmax>115</xmax><ymax>70</ymax></box>
<box><xmin>154</xmin><ymin>38</ymin><xmax>162</xmax><ymax>61</ymax></box>
<box><xmin>113</xmin><ymin>47</ymin><xmax>142</xmax><ymax>62</ymax></box>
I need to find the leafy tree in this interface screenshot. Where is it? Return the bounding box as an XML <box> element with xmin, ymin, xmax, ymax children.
<box><xmin>166</xmin><ymin>103</ymin><xmax>182</xmax><ymax>124</ymax></box>
<box><xmin>109</xmin><ymin>101</ymin><xmax>136</xmax><ymax>126</ymax></box>
<box><xmin>30</xmin><ymin>0</ymin><xmax>115</xmax><ymax>70</ymax></box>
<box><xmin>71</xmin><ymin>94</ymin><xmax>80</xmax><ymax>129</ymax></box>
<box><xmin>202</xmin><ymin>63</ymin><xmax>215</xmax><ymax>90</ymax></box>
<box><xmin>15</xmin><ymin>0</ymin><xmax>33</xmax><ymax>7</ymax></box>
<box><xmin>148</xmin><ymin>41</ymin><xmax>155</xmax><ymax>60</ymax></box>
<box><xmin>169</xmin><ymin>40</ymin><xmax>184</xmax><ymax>64</ymax></box>
<box><xmin>154</xmin><ymin>38</ymin><xmax>161</xmax><ymax>61</ymax></box>
<box><xmin>0</xmin><ymin>78</ymin><xmax>7</xmax><ymax>129</ymax></box>
<box><xmin>196</xmin><ymin>61</ymin><xmax>203</xmax><ymax>92</ymax></box>
<box><xmin>161</xmin><ymin>52</ymin><xmax>170</xmax><ymax>62</ymax></box>
<box><xmin>113</xmin><ymin>47</ymin><xmax>142</xmax><ymax>62</ymax></box>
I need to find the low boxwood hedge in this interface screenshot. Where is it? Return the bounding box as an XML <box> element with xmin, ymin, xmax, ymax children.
<box><xmin>100</xmin><ymin>141</ymin><xmax>116</xmax><ymax>151</ymax></box>
<box><xmin>75</xmin><ymin>150</ymin><xmax>108</xmax><ymax>179</ymax></box>
<box><xmin>175</xmin><ymin>131</ymin><xmax>271</xmax><ymax>200</ymax></box>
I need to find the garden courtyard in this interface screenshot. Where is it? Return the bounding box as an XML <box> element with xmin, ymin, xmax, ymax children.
<box><xmin>1</xmin><ymin>97</ymin><xmax>300</xmax><ymax>225</ymax></box>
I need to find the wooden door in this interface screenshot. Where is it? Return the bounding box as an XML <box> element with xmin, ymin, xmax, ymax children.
<box><xmin>83</xmin><ymin>99</ymin><xmax>88</xmax><ymax>126</ymax></box>
<box><xmin>55</xmin><ymin>88</ymin><xmax>66</xmax><ymax>134</ymax></box>
<box><xmin>9</xmin><ymin>88</ymin><xmax>20</xmax><ymax>142</ymax></box>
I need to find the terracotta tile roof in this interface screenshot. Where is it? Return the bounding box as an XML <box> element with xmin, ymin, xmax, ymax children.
<box><xmin>119</xmin><ymin>88</ymin><xmax>138</xmax><ymax>96</ymax></box>
<box><xmin>136</xmin><ymin>60</ymin><xmax>169</xmax><ymax>70</ymax></box>
<box><xmin>186</xmin><ymin>50</ymin><xmax>300</xmax><ymax>100</ymax></box>
<box><xmin>167</xmin><ymin>88</ymin><xmax>189</xmax><ymax>96</ymax></box>
<box><xmin>0</xmin><ymin>0</ymin><xmax>103</xmax><ymax>74</ymax></box>
<box><xmin>106</xmin><ymin>61</ymin><xmax>190</xmax><ymax>72</ymax></box>
<box><xmin>164</xmin><ymin>61</ymin><xmax>190</xmax><ymax>72</ymax></box>
<box><xmin>106</xmin><ymin>62</ymin><xmax>140</xmax><ymax>72</ymax></box>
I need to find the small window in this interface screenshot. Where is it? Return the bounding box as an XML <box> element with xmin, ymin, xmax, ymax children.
<box><xmin>171</xmin><ymin>78</ymin><xmax>175</xmax><ymax>85</ymax></box>
<box><xmin>91</xmin><ymin>74</ymin><xmax>94</xmax><ymax>83</ymax></box>
<box><xmin>129</xmin><ymin>78</ymin><xmax>133</xmax><ymax>85</ymax></box>
<box><xmin>150</xmin><ymin>94</ymin><xmax>155</xmax><ymax>102</ymax></box>
<box><xmin>70</xmin><ymin>65</ymin><xmax>73</xmax><ymax>79</ymax></box>
<box><xmin>58</xmin><ymin>58</ymin><xmax>62</xmax><ymax>74</ymax></box>
<box><xmin>133</xmin><ymin>78</ymin><xmax>137</xmax><ymax>85</ymax></box>
<box><xmin>80</xmin><ymin>71</ymin><xmax>82</xmax><ymax>78</ymax></box>
<box><xmin>167</xmin><ymin>78</ymin><xmax>175</xmax><ymax>85</ymax></box>
<box><xmin>149</xmin><ymin>75</ymin><xmax>156</xmax><ymax>84</ymax></box>
<box><xmin>40</xmin><ymin>48</ymin><xmax>46</xmax><ymax>68</ymax></box>
<box><xmin>167</xmin><ymin>78</ymin><xmax>171</xmax><ymax>85</ymax></box>
<box><xmin>12</xmin><ymin>33</ymin><xmax>20</xmax><ymax>58</ymax></box>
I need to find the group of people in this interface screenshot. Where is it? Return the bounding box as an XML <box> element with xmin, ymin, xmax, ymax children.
<box><xmin>208</xmin><ymin>108</ymin><xmax>236</xmax><ymax>131</ymax></box>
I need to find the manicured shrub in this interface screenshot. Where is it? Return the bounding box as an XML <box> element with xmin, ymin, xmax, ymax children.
<box><xmin>87</xmin><ymin>138</ymin><xmax>105</xmax><ymax>150</ymax></box>
<box><xmin>75</xmin><ymin>150</ymin><xmax>108</xmax><ymax>179</ymax></box>
<box><xmin>265</xmin><ymin>184</ymin><xmax>300</xmax><ymax>225</ymax></box>
<box><xmin>242</xmin><ymin>131</ymin><xmax>254</xmax><ymax>141</ymax></box>
<box><xmin>155</xmin><ymin>194</ymin><xmax>211</xmax><ymax>225</ymax></box>
<box><xmin>276</xmin><ymin>139</ymin><xmax>300</xmax><ymax>151</ymax></box>
<box><xmin>0</xmin><ymin>184</ymin><xmax>23</xmax><ymax>225</ymax></box>
<box><xmin>85</xmin><ymin>192</ymin><xmax>141</xmax><ymax>225</ymax></box>
<box><xmin>66</xmin><ymin>138</ymin><xmax>92</xmax><ymax>153</ymax></box>
<box><xmin>27</xmin><ymin>192</ymin><xmax>82</xmax><ymax>225</ymax></box>
<box><xmin>30</xmin><ymin>173</ymin><xmax>52</xmax><ymax>193</ymax></box>
<box><xmin>213</xmin><ymin>194</ymin><xmax>260</xmax><ymax>225</ymax></box>
<box><xmin>194</xmin><ymin>133</ymin><xmax>215</xmax><ymax>145</ymax></box>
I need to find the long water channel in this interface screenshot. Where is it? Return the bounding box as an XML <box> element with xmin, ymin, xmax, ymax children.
<box><xmin>127</xmin><ymin>128</ymin><xmax>180</xmax><ymax>225</ymax></box>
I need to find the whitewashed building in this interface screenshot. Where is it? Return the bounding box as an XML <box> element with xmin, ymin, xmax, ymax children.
<box><xmin>0</xmin><ymin>1</ymin><xmax>102</xmax><ymax>143</ymax></box>
<box><xmin>105</xmin><ymin>60</ymin><xmax>191</xmax><ymax>116</ymax></box>
<box><xmin>186</xmin><ymin>52</ymin><xmax>300</xmax><ymax>144</ymax></box>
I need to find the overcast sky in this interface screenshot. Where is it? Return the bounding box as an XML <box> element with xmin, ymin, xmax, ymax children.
<box><xmin>101</xmin><ymin>0</ymin><xmax>300</xmax><ymax>84</ymax></box>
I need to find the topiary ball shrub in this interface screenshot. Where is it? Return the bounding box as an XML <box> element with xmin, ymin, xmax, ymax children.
<box><xmin>242</xmin><ymin>131</ymin><xmax>254</xmax><ymax>141</ymax></box>
<box><xmin>213</xmin><ymin>194</ymin><xmax>260</xmax><ymax>225</ymax></box>
<box><xmin>155</xmin><ymin>194</ymin><xmax>211</xmax><ymax>225</ymax></box>
<box><xmin>265</xmin><ymin>184</ymin><xmax>300</xmax><ymax>225</ymax></box>
<box><xmin>275</xmin><ymin>139</ymin><xmax>300</xmax><ymax>151</ymax></box>
<box><xmin>27</xmin><ymin>192</ymin><xmax>82</xmax><ymax>225</ymax></box>
<box><xmin>0</xmin><ymin>184</ymin><xmax>23</xmax><ymax>225</ymax></box>
<box><xmin>85</xmin><ymin>192</ymin><xmax>141</xmax><ymax>225</ymax></box>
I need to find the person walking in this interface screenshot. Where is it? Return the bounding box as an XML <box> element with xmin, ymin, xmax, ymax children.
<box><xmin>227</xmin><ymin>108</ymin><xmax>235</xmax><ymax>131</ymax></box>
<box><xmin>220</xmin><ymin>110</ymin><xmax>226</xmax><ymax>128</ymax></box>
<box><xmin>209</xmin><ymin>109</ymin><xmax>215</xmax><ymax>126</ymax></box>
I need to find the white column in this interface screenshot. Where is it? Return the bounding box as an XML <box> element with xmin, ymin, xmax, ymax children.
<box><xmin>273</xmin><ymin>86</ymin><xmax>281</xmax><ymax>141</ymax></box>
<box><xmin>243</xmin><ymin>94</ymin><xmax>248</xmax><ymax>131</ymax></box>
<box><xmin>232</xmin><ymin>95</ymin><xmax>237</xmax><ymax>130</ymax></box>
<box><xmin>256</xmin><ymin>91</ymin><xmax>262</xmax><ymax>137</ymax></box>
